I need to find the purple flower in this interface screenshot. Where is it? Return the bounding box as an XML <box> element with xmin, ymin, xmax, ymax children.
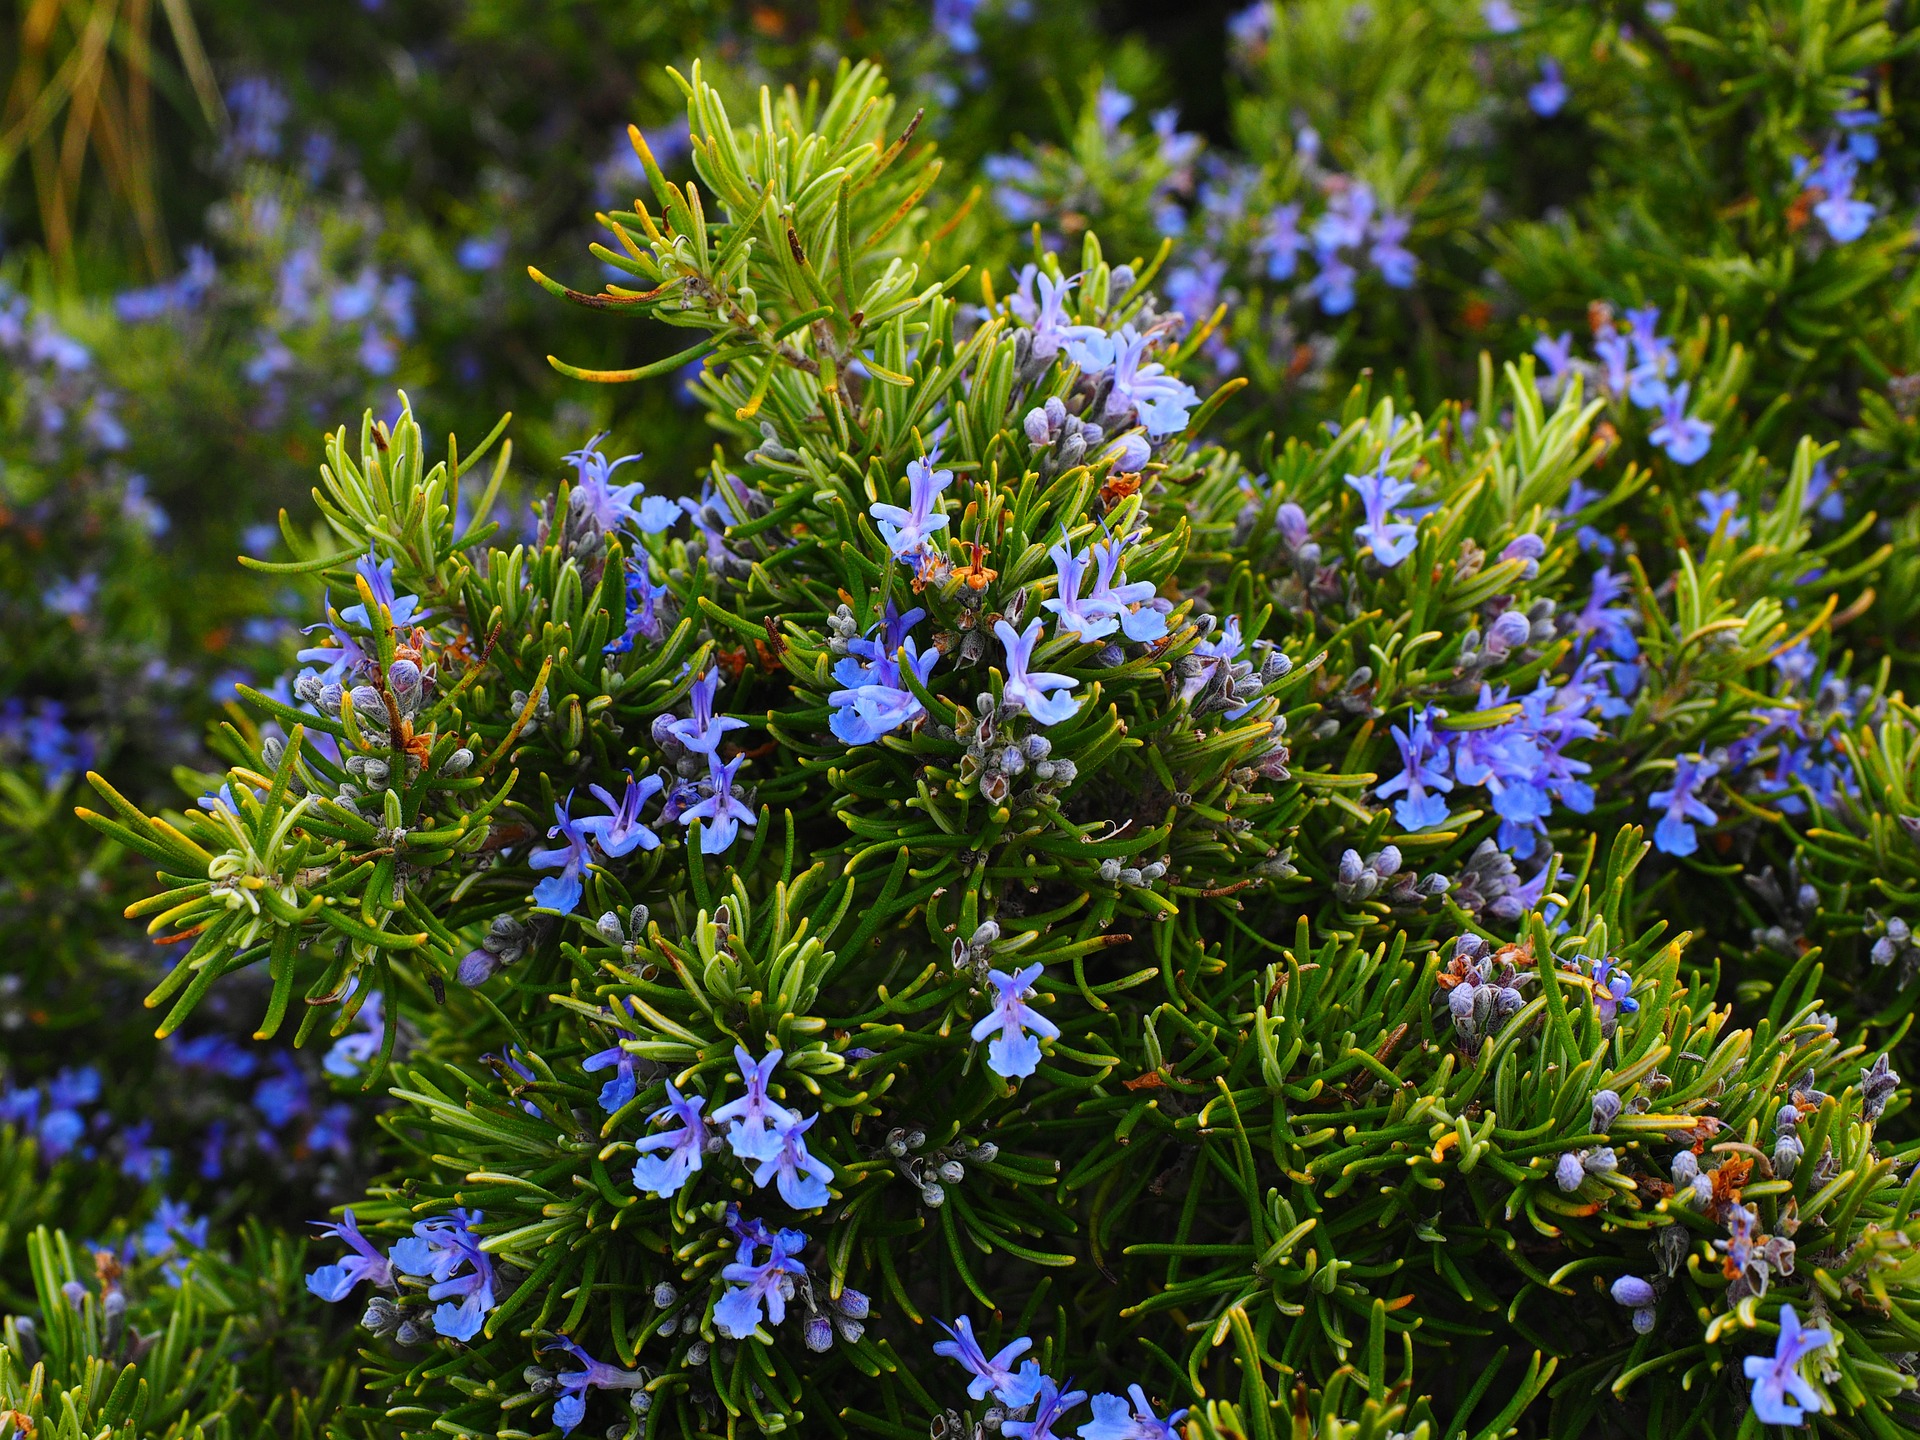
<box><xmin>1593</xmin><ymin>326</ymin><xmax>1632</xmax><ymax>397</ymax></box>
<box><xmin>1803</xmin><ymin>142</ymin><xmax>1875</xmax><ymax>243</ymax></box>
<box><xmin>295</xmin><ymin>605</ymin><xmax>373</xmax><ymax>686</ymax></box>
<box><xmin>714</xmin><ymin>1225</ymin><xmax>808</xmax><ymax>1338</ymax></box>
<box><xmin>971</xmin><ymin>964</ymin><xmax>1059</xmax><ymax>1080</ymax></box>
<box><xmin>545</xmin><ymin>1337</ymin><xmax>650</xmax><ymax>1436</ymax></box>
<box><xmin>1305</xmin><ymin>249</ymin><xmax>1357</xmax><ymax>315</ymax></box>
<box><xmin>580</xmin><ymin>773</ymin><xmax>664</xmax><ymax>858</ymax></box>
<box><xmin>711</xmin><ymin>1045</ymin><xmax>798</xmax><ymax>1161</ymax></box>
<box><xmin>1588</xmin><ymin>957</ymin><xmax>1640</xmax><ymax>1029</ymax></box>
<box><xmin>340</xmin><ymin>549</ymin><xmax>420</xmax><ymax>629</ymax></box>
<box><xmin>1651</xmin><ymin>383</ymin><xmax>1713</xmax><ymax>465</ymax></box>
<box><xmin>565</xmin><ymin>433</ymin><xmax>679</xmax><ymax>534</ymax></box>
<box><xmin>1624</xmin><ymin>306</ymin><xmax>1676</xmax><ymax>408</ymax></box>
<box><xmin>1695</xmin><ymin>488</ymin><xmax>1746</xmax><ymax>538</ymax></box>
<box><xmin>390</xmin><ymin>1208</ymin><xmax>496</xmax><ymax>1341</ymax></box>
<box><xmin>1346</xmin><ymin>459</ymin><xmax>1419</xmax><ymax>567</ymax></box>
<box><xmin>1532</xmin><ymin>331</ymin><xmax>1574</xmax><ymax>395</ymax></box>
<box><xmin>1744</xmin><ymin>1304</ymin><xmax>1832</xmax><ymax>1426</ymax></box>
<box><xmin>1260</xmin><ymin>203</ymin><xmax>1307</xmax><ymax>280</ymax></box>
<box><xmin>252</xmin><ymin>1054</ymin><xmax>309</xmax><ymax>1128</ymax></box>
<box><xmin>1572</xmin><ymin>567</ymin><xmax>1639</xmax><ymax>660</ymax></box>
<box><xmin>118</xmin><ymin>1122</ymin><xmax>170</xmax><ymax>1182</ymax></box>
<box><xmin>1368</xmin><ymin>212</ymin><xmax>1416</xmax><ymax>289</ymax></box>
<box><xmin>996</xmin><ymin>618</ymin><xmax>1081</xmax><ymax>727</ymax></box>
<box><xmin>680</xmin><ymin>750</ymin><xmax>756</xmax><ymax>853</ymax></box>
<box><xmin>582</xmin><ymin>1002</ymin><xmax>643</xmax><ymax>1114</ymax></box>
<box><xmin>1010</xmin><ymin>266</ymin><xmax>1076</xmax><ymax>363</ymax></box>
<box><xmin>1483</xmin><ymin>0</ymin><xmax>1520</xmax><ymax>33</ymax></box>
<box><xmin>631</xmin><ymin>1081</ymin><xmax>707</xmax><ymax>1197</ymax></box>
<box><xmin>831</xmin><ymin>605</ymin><xmax>942</xmax><ymax>745</ymax></box>
<box><xmin>1102</xmin><ymin>331</ymin><xmax>1200</xmax><ymax>438</ymax></box>
<box><xmin>1005</xmin><ymin>1376</ymin><xmax>1089</xmax><ymax>1440</ymax></box>
<box><xmin>530</xmin><ymin>797</ymin><xmax>596</xmax><ymax>913</ymax></box>
<box><xmin>1528</xmin><ymin>58</ymin><xmax>1567</xmax><ymax>116</ymax></box>
<box><xmin>604</xmin><ymin>559</ymin><xmax>670</xmax><ymax>654</ymax></box>
<box><xmin>1088</xmin><ymin>530</ymin><xmax>1168</xmax><ymax>643</ymax></box>
<box><xmin>305</xmin><ymin>1209</ymin><xmax>394</xmax><ymax>1301</ymax></box>
<box><xmin>1079</xmin><ymin>1386</ymin><xmax>1188</xmax><ymax>1440</ymax></box>
<box><xmin>323</xmin><ymin>991</ymin><xmax>385</xmax><ymax>1077</ymax></box>
<box><xmin>1043</xmin><ymin>532</ymin><xmax>1119</xmax><ymax>643</ymax></box>
<box><xmin>751</xmin><ymin>1111</ymin><xmax>835</xmax><ymax>1209</ymax></box>
<box><xmin>665</xmin><ymin>669</ymin><xmax>748</xmax><ymax>756</ymax></box>
<box><xmin>871</xmin><ymin>456</ymin><xmax>953</xmax><ymax>560</ymax></box>
<box><xmin>1376</xmin><ymin>705</ymin><xmax>1454</xmax><ymax>830</ymax></box>
<box><xmin>933</xmin><ymin>1315</ymin><xmax>1043</xmax><ymax>1406</ymax></box>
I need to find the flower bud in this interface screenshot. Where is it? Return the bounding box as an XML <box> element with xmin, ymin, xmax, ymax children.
<box><xmin>1610</xmin><ymin>1275</ymin><xmax>1656</xmax><ymax>1309</ymax></box>
<box><xmin>833</xmin><ymin>1288</ymin><xmax>870</xmax><ymax>1319</ymax></box>
<box><xmin>652</xmin><ymin>1282</ymin><xmax>678</xmax><ymax>1309</ymax></box>
<box><xmin>1590</xmin><ymin>1089</ymin><xmax>1622</xmax><ymax>1132</ymax></box>
<box><xmin>1554</xmin><ymin>1152</ymin><xmax>1585</xmax><ymax>1192</ymax></box>
<box><xmin>1023</xmin><ymin>408</ymin><xmax>1053</xmax><ymax>445</ymax></box>
<box><xmin>1670</xmin><ymin>1150</ymin><xmax>1699</xmax><ymax>1186</ymax></box>
<box><xmin>442</xmin><ymin>747</ymin><xmax>474</xmax><ymax>776</ymax></box>
<box><xmin>457</xmin><ymin>949</ymin><xmax>501</xmax><ymax>987</ymax></box>
<box><xmin>803</xmin><ymin>1314</ymin><xmax>835</xmax><ymax>1352</ymax></box>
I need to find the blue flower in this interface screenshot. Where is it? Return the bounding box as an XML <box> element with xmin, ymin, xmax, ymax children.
<box><xmin>752</xmin><ymin>1111</ymin><xmax>835</xmax><ymax>1209</ymax></box>
<box><xmin>323</xmin><ymin>991</ymin><xmax>384</xmax><ymax>1077</ymax></box>
<box><xmin>1376</xmin><ymin>705</ymin><xmax>1455</xmax><ymax>831</ymax></box>
<box><xmin>871</xmin><ymin>456</ymin><xmax>953</xmax><ymax>560</ymax></box>
<box><xmin>1104</xmin><ymin>330</ymin><xmax>1200</xmax><ymax>438</ymax></box>
<box><xmin>1572</xmin><ymin>568</ymin><xmax>1638</xmax><ymax>660</ymax></box>
<box><xmin>713</xmin><ymin>1225</ymin><xmax>808</xmax><ymax>1338</ymax></box>
<box><xmin>1651</xmin><ymin>382</ymin><xmax>1713</xmax><ymax>465</ymax></box>
<box><xmin>339</xmin><ymin>549</ymin><xmax>420</xmax><ymax>629</ymax></box>
<box><xmin>1005</xmin><ymin>1376</ymin><xmax>1088</xmax><ymax>1440</ymax></box>
<box><xmin>1346</xmin><ymin>459</ymin><xmax>1419</xmax><ymax>567</ymax></box>
<box><xmin>1593</xmin><ymin>325</ymin><xmax>1632</xmax><ymax>397</ymax></box>
<box><xmin>390</xmin><ymin>1208</ymin><xmax>496</xmax><ymax>1341</ymax></box>
<box><xmin>1744</xmin><ymin>1304</ymin><xmax>1832</xmax><ymax>1426</ymax></box>
<box><xmin>544</xmin><ymin>1337</ymin><xmax>650</xmax><ymax>1436</ymax></box>
<box><xmin>631</xmin><ymin>1080</ymin><xmax>708</xmax><ymax>1197</ymax></box>
<box><xmin>582</xmin><ymin>1001</ymin><xmax>643</xmax><ymax>1114</ymax></box>
<box><xmin>1649</xmin><ymin>754</ymin><xmax>1718</xmax><ymax>856</ymax></box>
<box><xmin>712</xmin><ymin>1045</ymin><xmax>798</xmax><ymax>1161</ymax></box>
<box><xmin>117</xmin><ymin>1122</ymin><xmax>170</xmax><ymax>1182</ymax></box>
<box><xmin>932</xmin><ymin>1315</ymin><xmax>1043</xmax><ymax>1406</ymax></box>
<box><xmin>305</xmin><ymin>1209</ymin><xmax>394</xmax><ymax>1301</ymax></box>
<box><xmin>252</xmin><ymin>1054</ymin><xmax>310</xmax><ymax>1128</ymax></box>
<box><xmin>1623</xmin><ymin>306</ymin><xmax>1676</xmax><ymax>409</ymax></box>
<box><xmin>1259</xmin><ymin>202</ymin><xmax>1307</xmax><ymax>281</ymax></box>
<box><xmin>1483</xmin><ymin>0</ymin><xmax>1520</xmax><ymax>34</ymax></box>
<box><xmin>530</xmin><ymin>797</ymin><xmax>596</xmax><ymax>913</ymax></box>
<box><xmin>564</xmin><ymin>433</ymin><xmax>679</xmax><ymax>534</ymax></box>
<box><xmin>665</xmin><ymin>669</ymin><xmax>748</xmax><ymax>755</ymax></box>
<box><xmin>1695</xmin><ymin>488</ymin><xmax>1746</xmax><ymax>538</ymax></box>
<box><xmin>972</xmin><ymin>964</ymin><xmax>1059</xmax><ymax>1079</ymax></box>
<box><xmin>1527</xmin><ymin>58</ymin><xmax>1567</xmax><ymax>116</ymax></box>
<box><xmin>1587</xmin><ymin>957</ymin><xmax>1640</xmax><ymax>1029</ymax></box>
<box><xmin>295</xmin><ymin>604</ymin><xmax>373</xmax><ymax>685</ymax></box>
<box><xmin>603</xmin><ymin>559</ymin><xmax>670</xmax><ymax>654</ymax></box>
<box><xmin>1368</xmin><ymin>212</ymin><xmax>1416</xmax><ymax>288</ymax></box>
<box><xmin>1088</xmin><ymin>530</ymin><xmax>1168</xmax><ymax>642</ymax></box>
<box><xmin>1305</xmin><ymin>248</ymin><xmax>1357</xmax><ymax>315</ymax></box>
<box><xmin>996</xmin><ymin>617</ymin><xmax>1082</xmax><ymax>726</ymax></box>
<box><xmin>136</xmin><ymin>1198</ymin><xmax>208</xmax><ymax>1283</ymax></box>
<box><xmin>1043</xmin><ymin>531</ymin><xmax>1119</xmax><ymax>643</ymax></box>
<box><xmin>680</xmin><ymin>750</ymin><xmax>756</xmax><ymax>853</ymax></box>
<box><xmin>579</xmin><ymin>773</ymin><xmax>665</xmax><ymax>857</ymax></box>
<box><xmin>1532</xmin><ymin>331</ymin><xmax>1573</xmax><ymax>395</ymax></box>
<box><xmin>1079</xmin><ymin>1385</ymin><xmax>1188</xmax><ymax>1440</ymax></box>
<box><xmin>830</xmin><ymin>604</ymin><xmax>942</xmax><ymax>745</ymax></box>
<box><xmin>1009</xmin><ymin>266</ymin><xmax>1076</xmax><ymax>363</ymax></box>
<box><xmin>1802</xmin><ymin>142</ymin><xmax>1875</xmax><ymax>243</ymax></box>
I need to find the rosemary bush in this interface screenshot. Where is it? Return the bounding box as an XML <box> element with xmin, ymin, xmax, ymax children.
<box><xmin>5</xmin><ymin>6</ymin><xmax>1920</xmax><ymax>1440</ymax></box>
